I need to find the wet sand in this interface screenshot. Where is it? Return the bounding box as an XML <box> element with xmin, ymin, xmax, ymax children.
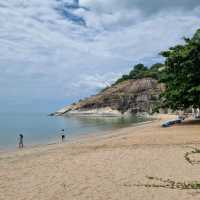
<box><xmin>1</xmin><ymin>114</ymin><xmax>200</xmax><ymax>200</ymax></box>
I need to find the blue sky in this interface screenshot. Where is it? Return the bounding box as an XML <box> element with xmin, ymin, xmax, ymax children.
<box><xmin>0</xmin><ymin>0</ymin><xmax>200</xmax><ymax>112</ymax></box>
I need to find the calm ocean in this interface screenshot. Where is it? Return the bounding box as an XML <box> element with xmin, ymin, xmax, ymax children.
<box><xmin>0</xmin><ymin>113</ymin><xmax>148</xmax><ymax>149</ymax></box>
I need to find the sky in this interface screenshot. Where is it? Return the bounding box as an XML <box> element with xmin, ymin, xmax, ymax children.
<box><xmin>0</xmin><ymin>0</ymin><xmax>200</xmax><ymax>112</ymax></box>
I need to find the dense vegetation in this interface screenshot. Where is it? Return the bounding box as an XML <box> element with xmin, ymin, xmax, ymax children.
<box><xmin>113</xmin><ymin>29</ymin><xmax>200</xmax><ymax>111</ymax></box>
<box><xmin>160</xmin><ymin>29</ymin><xmax>200</xmax><ymax>110</ymax></box>
<box><xmin>114</xmin><ymin>63</ymin><xmax>163</xmax><ymax>85</ymax></box>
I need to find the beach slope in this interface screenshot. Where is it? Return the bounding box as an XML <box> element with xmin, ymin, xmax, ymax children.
<box><xmin>1</xmin><ymin>115</ymin><xmax>200</xmax><ymax>200</ymax></box>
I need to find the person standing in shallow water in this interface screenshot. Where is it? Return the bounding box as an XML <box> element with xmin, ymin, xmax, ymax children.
<box><xmin>18</xmin><ymin>134</ymin><xmax>24</xmax><ymax>148</ymax></box>
<box><xmin>61</xmin><ymin>129</ymin><xmax>65</xmax><ymax>142</ymax></box>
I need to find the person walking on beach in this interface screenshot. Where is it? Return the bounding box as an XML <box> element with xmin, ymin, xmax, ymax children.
<box><xmin>18</xmin><ymin>134</ymin><xmax>24</xmax><ymax>149</ymax></box>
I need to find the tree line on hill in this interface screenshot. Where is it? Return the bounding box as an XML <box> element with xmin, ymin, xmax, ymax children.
<box><xmin>114</xmin><ymin>63</ymin><xmax>164</xmax><ymax>85</ymax></box>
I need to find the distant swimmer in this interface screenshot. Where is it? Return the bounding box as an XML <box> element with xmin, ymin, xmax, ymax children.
<box><xmin>18</xmin><ymin>134</ymin><xmax>24</xmax><ymax>148</ymax></box>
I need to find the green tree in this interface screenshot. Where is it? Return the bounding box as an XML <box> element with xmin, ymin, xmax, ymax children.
<box><xmin>114</xmin><ymin>63</ymin><xmax>163</xmax><ymax>85</ymax></box>
<box><xmin>160</xmin><ymin>29</ymin><xmax>200</xmax><ymax>110</ymax></box>
<box><xmin>129</xmin><ymin>64</ymin><xmax>148</xmax><ymax>79</ymax></box>
<box><xmin>115</xmin><ymin>75</ymin><xmax>130</xmax><ymax>84</ymax></box>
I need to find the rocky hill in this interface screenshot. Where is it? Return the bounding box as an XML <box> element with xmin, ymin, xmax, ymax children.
<box><xmin>53</xmin><ymin>78</ymin><xmax>164</xmax><ymax>116</ymax></box>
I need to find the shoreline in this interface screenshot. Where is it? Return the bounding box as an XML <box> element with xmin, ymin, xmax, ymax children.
<box><xmin>0</xmin><ymin>119</ymin><xmax>155</xmax><ymax>155</ymax></box>
<box><xmin>0</xmin><ymin>114</ymin><xmax>183</xmax><ymax>158</ymax></box>
<box><xmin>0</xmin><ymin>114</ymin><xmax>180</xmax><ymax>155</ymax></box>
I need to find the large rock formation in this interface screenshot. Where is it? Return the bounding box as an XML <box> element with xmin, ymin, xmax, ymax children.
<box><xmin>53</xmin><ymin>78</ymin><xmax>164</xmax><ymax>116</ymax></box>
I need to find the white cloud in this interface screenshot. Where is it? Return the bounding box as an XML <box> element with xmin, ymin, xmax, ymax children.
<box><xmin>80</xmin><ymin>0</ymin><xmax>200</xmax><ymax>13</ymax></box>
<box><xmin>0</xmin><ymin>0</ymin><xmax>200</xmax><ymax>111</ymax></box>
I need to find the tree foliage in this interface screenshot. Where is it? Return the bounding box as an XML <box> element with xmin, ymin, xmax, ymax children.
<box><xmin>160</xmin><ymin>29</ymin><xmax>200</xmax><ymax>110</ymax></box>
<box><xmin>114</xmin><ymin>63</ymin><xmax>163</xmax><ymax>85</ymax></box>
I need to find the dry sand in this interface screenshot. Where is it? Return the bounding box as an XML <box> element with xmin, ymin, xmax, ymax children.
<box><xmin>1</xmin><ymin>114</ymin><xmax>200</xmax><ymax>200</ymax></box>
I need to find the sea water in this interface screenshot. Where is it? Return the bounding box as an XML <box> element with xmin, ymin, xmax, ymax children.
<box><xmin>0</xmin><ymin>112</ymin><xmax>149</xmax><ymax>149</ymax></box>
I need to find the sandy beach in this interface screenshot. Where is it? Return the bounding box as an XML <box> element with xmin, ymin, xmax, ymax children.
<box><xmin>1</xmin><ymin>114</ymin><xmax>200</xmax><ymax>200</ymax></box>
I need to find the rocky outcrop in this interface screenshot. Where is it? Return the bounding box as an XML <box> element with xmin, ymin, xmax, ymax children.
<box><xmin>54</xmin><ymin>78</ymin><xmax>164</xmax><ymax>116</ymax></box>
